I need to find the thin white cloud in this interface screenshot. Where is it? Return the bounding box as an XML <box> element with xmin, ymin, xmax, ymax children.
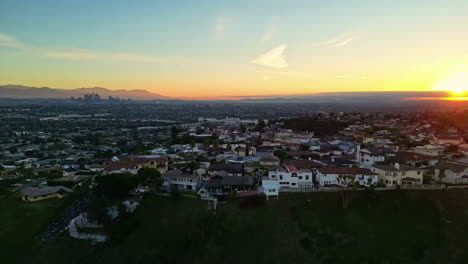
<box><xmin>0</xmin><ymin>32</ymin><xmax>166</xmax><ymax>63</ymax></box>
<box><xmin>261</xmin><ymin>27</ymin><xmax>277</xmax><ymax>42</ymax></box>
<box><xmin>251</xmin><ymin>44</ymin><xmax>288</xmax><ymax>69</ymax></box>
<box><xmin>212</xmin><ymin>16</ymin><xmax>235</xmax><ymax>40</ymax></box>
<box><xmin>311</xmin><ymin>32</ymin><xmax>360</xmax><ymax>48</ymax></box>
<box><xmin>0</xmin><ymin>32</ymin><xmax>29</xmax><ymax>49</ymax></box>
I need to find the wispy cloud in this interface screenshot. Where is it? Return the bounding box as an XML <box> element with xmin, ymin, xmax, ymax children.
<box><xmin>311</xmin><ymin>32</ymin><xmax>360</xmax><ymax>48</ymax></box>
<box><xmin>0</xmin><ymin>32</ymin><xmax>167</xmax><ymax>63</ymax></box>
<box><xmin>0</xmin><ymin>32</ymin><xmax>30</xmax><ymax>49</ymax></box>
<box><xmin>260</xmin><ymin>27</ymin><xmax>277</xmax><ymax>42</ymax></box>
<box><xmin>212</xmin><ymin>16</ymin><xmax>235</xmax><ymax>40</ymax></box>
<box><xmin>251</xmin><ymin>44</ymin><xmax>288</xmax><ymax>69</ymax></box>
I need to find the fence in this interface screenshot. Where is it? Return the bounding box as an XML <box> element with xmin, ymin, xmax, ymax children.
<box><xmin>400</xmin><ymin>184</ymin><xmax>445</xmax><ymax>190</ymax></box>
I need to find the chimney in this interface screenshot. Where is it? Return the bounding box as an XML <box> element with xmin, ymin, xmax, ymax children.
<box><xmin>395</xmin><ymin>163</ymin><xmax>400</xmax><ymax>170</ymax></box>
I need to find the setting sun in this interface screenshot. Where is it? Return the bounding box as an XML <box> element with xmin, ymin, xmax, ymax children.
<box><xmin>432</xmin><ymin>67</ymin><xmax>468</xmax><ymax>96</ymax></box>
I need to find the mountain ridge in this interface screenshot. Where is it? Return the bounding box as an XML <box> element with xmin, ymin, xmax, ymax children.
<box><xmin>0</xmin><ymin>85</ymin><xmax>170</xmax><ymax>100</ymax></box>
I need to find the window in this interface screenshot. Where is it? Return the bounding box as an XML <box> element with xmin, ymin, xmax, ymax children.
<box><xmin>279</xmin><ymin>175</ymin><xmax>283</xmax><ymax>180</ymax></box>
<box><xmin>271</xmin><ymin>175</ymin><xmax>276</xmax><ymax>178</ymax></box>
<box><xmin>292</xmin><ymin>172</ymin><xmax>297</xmax><ymax>177</ymax></box>
<box><xmin>402</xmin><ymin>172</ymin><xmax>405</xmax><ymax>176</ymax></box>
<box><xmin>291</xmin><ymin>183</ymin><xmax>296</xmax><ymax>186</ymax></box>
<box><xmin>299</xmin><ymin>176</ymin><xmax>303</xmax><ymax>180</ymax></box>
<box><xmin>306</xmin><ymin>176</ymin><xmax>309</xmax><ymax>180</ymax></box>
<box><xmin>417</xmin><ymin>171</ymin><xmax>421</xmax><ymax>174</ymax></box>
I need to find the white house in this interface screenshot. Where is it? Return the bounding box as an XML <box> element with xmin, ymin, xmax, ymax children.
<box><xmin>162</xmin><ymin>169</ymin><xmax>199</xmax><ymax>191</ymax></box>
<box><xmin>356</xmin><ymin>145</ymin><xmax>395</xmax><ymax>168</ymax></box>
<box><xmin>261</xmin><ymin>178</ymin><xmax>280</xmax><ymax>199</ymax></box>
<box><xmin>267</xmin><ymin>165</ymin><xmax>313</xmax><ymax>188</ymax></box>
<box><xmin>434</xmin><ymin>158</ymin><xmax>468</xmax><ymax>184</ymax></box>
<box><xmin>317</xmin><ymin>167</ymin><xmax>378</xmax><ymax>187</ymax></box>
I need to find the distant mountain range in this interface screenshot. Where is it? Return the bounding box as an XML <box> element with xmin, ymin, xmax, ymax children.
<box><xmin>0</xmin><ymin>85</ymin><xmax>170</xmax><ymax>100</ymax></box>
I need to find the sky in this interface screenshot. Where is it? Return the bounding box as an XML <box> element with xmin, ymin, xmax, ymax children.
<box><xmin>1</xmin><ymin>0</ymin><xmax>468</xmax><ymax>99</ymax></box>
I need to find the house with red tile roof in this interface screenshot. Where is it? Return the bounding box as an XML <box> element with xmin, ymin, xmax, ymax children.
<box><xmin>267</xmin><ymin>164</ymin><xmax>314</xmax><ymax>189</ymax></box>
<box><xmin>104</xmin><ymin>155</ymin><xmax>168</xmax><ymax>174</ymax></box>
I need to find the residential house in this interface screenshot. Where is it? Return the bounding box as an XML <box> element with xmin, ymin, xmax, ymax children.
<box><xmin>412</xmin><ymin>145</ymin><xmax>445</xmax><ymax>157</ymax></box>
<box><xmin>373</xmin><ymin>163</ymin><xmax>424</xmax><ymax>186</ymax></box>
<box><xmin>384</xmin><ymin>151</ymin><xmax>439</xmax><ymax>168</ymax></box>
<box><xmin>356</xmin><ymin>145</ymin><xmax>395</xmax><ymax>168</ymax></box>
<box><xmin>268</xmin><ymin>165</ymin><xmax>313</xmax><ymax>188</ymax></box>
<box><xmin>20</xmin><ymin>186</ymin><xmax>73</xmax><ymax>202</ymax></box>
<box><xmin>433</xmin><ymin>135</ymin><xmax>464</xmax><ymax>145</ymax></box>
<box><xmin>207</xmin><ymin>164</ymin><xmax>243</xmax><ymax>176</ymax></box>
<box><xmin>204</xmin><ymin>175</ymin><xmax>254</xmax><ymax>195</ymax></box>
<box><xmin>317</xmin><ymin>167</ymin><xmax>378</xmax><ymax>187</ymax></box>
<box><xmin>261</xmin><ymin>177</ymin><xmax>279</xmax><ymax>199</ymax></box>
<box><xmin>162</xmin><ymin>169</ymin><xmax>199</xmax><ymax>191</ymax></box>
<box><xmin>434</xmin><ymin>157</ymin><xmax>468</xmax><ymax>184</ymax></box>
<box><xmin>105</xmin><ymin>155</ymin><xmax>168</xmax><ymax>174</ymax></box>
<box><xmin>258</xmin><ymin>156</ymin><xmax>280</xmax><ymax>167</ymax></box>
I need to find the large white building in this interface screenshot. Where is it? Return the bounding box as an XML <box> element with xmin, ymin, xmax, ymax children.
<box><xmin>267</xmin><ymin>165</ymin><xmax>314</xmax><ymax>188</ymax></box>
<box><xmin>317</xmin><ymin>167</ymin><xmax>378</xmax><ymax>187</ymax></box>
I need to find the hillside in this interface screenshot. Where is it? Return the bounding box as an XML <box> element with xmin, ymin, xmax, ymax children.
<box><xmin>3</xmin><ymin>189</ymin><xmax>467</xmax><ymax>264</ymax></box>
<box><xmin>0</xmin><ymin>85</ymin><xmax>170</xmax><ymax>100</ymax></box>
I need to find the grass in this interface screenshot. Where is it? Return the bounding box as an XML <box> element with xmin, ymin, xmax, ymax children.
<box><xmin>0</xmin><ymin>189</ymin><xmax>73</xmax><ymax>263</ymax></box>
<box><xmin>288</xmin><ymin>191</ymin><xmax>444</xmax><ymax>263</ymax></box>
<box><xmin>4</xmin><ymin>189</ymin><xmax>468</xmax><ymax>264</ymax></box>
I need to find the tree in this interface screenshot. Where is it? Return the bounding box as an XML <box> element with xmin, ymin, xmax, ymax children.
<box><xmin>273</xmin><ymin>149</ymin><xmax>287</xmax><ymax>160</ymax></box>
<box><xmin>444</xmin><ymin>144</ymin><xmax>459</xmax><ymax>153</ymax></box>
<box><xmin>239</xmin><ymin>124</ymin><xmax>247</xmax><ymax>133</ymax></box>
<box><xmin>95</xmin><ymin>173</ymin><xmax>139</xmax><ymax>199</ymax></box>
<box><xmin>256</xmin><ymin>120</ymin><xmax>266</xmax><ymax>133</ymax></box>
<box><xmin>7</xmin><ymin>146</ymin><xmax>17</xmax><ymax>154</ymax></box>
<box><xmin>171</xmin><ymin>126</ymin><xmax>179</xmax><ymax>140</ymax></box>
<box><xmin>337</xmin><ymin>174</ymin><xmax>356</xmax><ymax>209</ymax></box>
<box><xmin>187</xmin><ymin>161</ymin><xmax>199</xmax><ymax>172</ymax></box>
<box><xmin>137</xmin><ymin>168</ymin><xmax>162</xmax><ymax>190</ymax></box>
<box><xmin>300</xmin><ymin>144</ymin><xmax>310</xmax><ymax>151</ymax></box>
<box><xmin>170</xmin><ymin>184</ymin><xmax>180</xmax><ymax>199</ymax></box>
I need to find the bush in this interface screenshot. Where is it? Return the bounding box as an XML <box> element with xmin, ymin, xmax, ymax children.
<box><xmin>238</xmin><ymin>195</ymin><xmax>266</xmax><ymax>209</ymax></box>
<box><xmin>47</xmin><ymin>179</ymin><xmax>76</xmax><ymax>188</ymax></box>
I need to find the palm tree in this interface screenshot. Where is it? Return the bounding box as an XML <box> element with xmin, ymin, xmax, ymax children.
<box><xmin>337</xmin><ymin>174</ymin><xmax>355</xmax><ymax>209</ymax></box>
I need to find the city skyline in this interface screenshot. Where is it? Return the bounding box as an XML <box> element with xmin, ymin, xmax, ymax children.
<box><xmin>1</xmin><ymin>0</ymin><xmax>468</xmax><ymax>99</ymax></box>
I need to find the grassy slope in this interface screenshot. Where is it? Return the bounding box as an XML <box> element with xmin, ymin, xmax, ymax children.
<box><xmin>6</xmin><ymin>189</ymin><xmax>468</xmax><ymax>264</ymax></box>
<box><xmin>0</xmin><ymin>191</ymin><xmax>71</xmax><ymax>263</ymax></box>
